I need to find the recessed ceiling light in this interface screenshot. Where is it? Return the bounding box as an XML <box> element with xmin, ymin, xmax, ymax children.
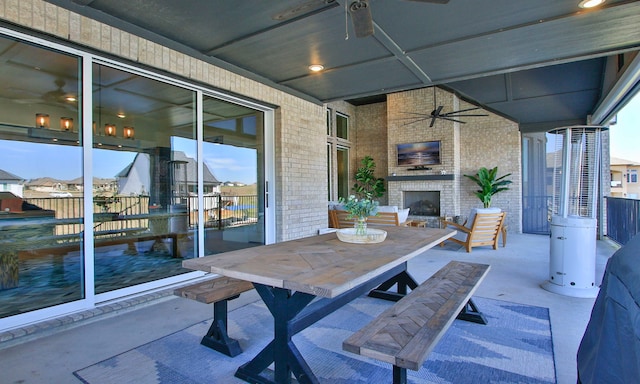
<box><xmin>309</xmin><ymin>64</ymin><xmax>324</xmax><ymax>72</ymax></box>
<box><xmin>117</xmin><ymin>113</ymin><xmax>126</xmax><ymax>118</ymax></box>
<box><xmin>65</xmin><ymin>96</ymin><xmax>77</xmax><ymax>102</ymax></box>
<box><xmin>578</xmin><ymin>0</ymin><xmax>605</xmax><ymax>8</ymax></box>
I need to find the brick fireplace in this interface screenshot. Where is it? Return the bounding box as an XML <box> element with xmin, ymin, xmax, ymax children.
<box><xmin>386</xmin><ymin>174</ymin><xmax>459</xmax><ymax>227</ymax></box>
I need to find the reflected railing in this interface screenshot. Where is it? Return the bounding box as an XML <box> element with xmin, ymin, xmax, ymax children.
<box><xmin>22</xmin><ymin>194</ymin><xmax>259</xmax><ymax>243</ymax></box>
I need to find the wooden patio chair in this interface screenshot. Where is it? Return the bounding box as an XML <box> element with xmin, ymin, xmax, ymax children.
<box><xmin>440</xmin><ymin>211</ymin><xmax>506</xmax><ymax>253</ymax></box>
<box><xmin>329</xmin><ymin>209</ymin><xmax>406</xmax><ymax>229</ymax></box>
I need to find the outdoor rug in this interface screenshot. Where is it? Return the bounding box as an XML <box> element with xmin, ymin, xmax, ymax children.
<box><xmin>74</xmin><ymin>296</ymin><xmax>556</xmax><ymax>384</ymax></box>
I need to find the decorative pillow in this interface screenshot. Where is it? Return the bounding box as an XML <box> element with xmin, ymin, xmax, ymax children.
<box><xmin>328</xmin><ymin>201</ymin><xmax>345</xmax><ymax>211</ymax></box>
<box><xmin>377</xmin><ymin>205</ymin><xmax>399</xmax><ymax>213</ymax></box>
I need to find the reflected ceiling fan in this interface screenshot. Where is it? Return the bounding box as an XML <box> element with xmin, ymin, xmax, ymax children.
<box><xmin>272</xmin><ymin>0</ymin><xmax>450</xmax><ymax>38</ymax></box>
<box><xmin>398</xmin><ymin>86</ymin><xmax>488</xmax><ymax>127</ymax></box>
<box><xmin>10</xmin><ymin>78</ymin><xmax>77</xmax><ymax>108</ymax></box>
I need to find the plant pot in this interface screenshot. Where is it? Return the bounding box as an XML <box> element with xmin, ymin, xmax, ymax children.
<box><xmin>336</xmin><ymin>228</ymin><xmax>387</xmax><ymax>244</ymax></box>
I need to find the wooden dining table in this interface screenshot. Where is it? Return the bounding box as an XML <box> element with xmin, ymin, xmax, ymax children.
<box><xmin>182</xmin><ymin>225</ymin><xmax>455</xmax><ymax>384</ymax></box>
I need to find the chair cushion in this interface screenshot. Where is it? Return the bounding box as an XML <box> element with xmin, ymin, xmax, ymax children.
<box><xmin>377</xmin><ymin>206</ymin><xmax>410</xmax><ymax>224</ymax></box>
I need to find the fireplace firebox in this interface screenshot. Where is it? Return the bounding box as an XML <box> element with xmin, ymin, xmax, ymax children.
<box><xmin>404</xmin><ymin>191</ymin><xmax>440</xmax><ymax>217</ymax></box>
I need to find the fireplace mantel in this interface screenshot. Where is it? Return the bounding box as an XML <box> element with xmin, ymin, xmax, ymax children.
<box><xmin>386</xmin><ymin>175</ymin><xmax>455</xmax><ymax>181</ymax></box>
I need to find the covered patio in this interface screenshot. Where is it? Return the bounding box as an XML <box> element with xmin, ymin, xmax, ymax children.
<box><xmin>0</xmin><ymin>233</ymin><xmax>619</xmax><ymax>383</ymax></box>
<box><xmin>0</xmin><ymin>1</ymin><xmax>639</xmax><ymax>383</ymax></box>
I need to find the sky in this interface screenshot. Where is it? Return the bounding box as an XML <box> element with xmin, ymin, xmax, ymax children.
<box><xmin>0</xmin><ymin>138</ymin><xmax>257</xmax><ymax>184</ymax></box>
<box><xmin>609</xmin><ymin>92</ymin><xmax>640</xmax><ymax>163</ymax></box>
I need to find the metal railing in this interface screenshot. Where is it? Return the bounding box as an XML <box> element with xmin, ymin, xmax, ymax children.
<box><xmin>605</xmin><ymin>196</ymin><xmax>640</xmax><ymax>245</ymax></box>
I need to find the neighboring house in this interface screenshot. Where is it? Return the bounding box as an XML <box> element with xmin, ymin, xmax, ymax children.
<box><xmin>610</xmin><ymin>157</ymin><xmax>640</xmax><ymax>199</ymax></box>
<box><xmin>25</xmin><ymin>177</ymin><xmax>64</xmax><ymax>194</ymax></box>
<box><xmin>116</xmin><ymin>151</ymin><xmax>220</xmax><ymax>196</ymax></box>
<box><xmin>0</xmin><ymin>169</ymin><xmax>24</xmax><ymax>198</ymax></box>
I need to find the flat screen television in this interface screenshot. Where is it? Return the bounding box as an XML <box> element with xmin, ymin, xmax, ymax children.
<box><xmin>396</xmin><ymin>141</ymin><xmax>441</xmax><ymax>166</ymax></box>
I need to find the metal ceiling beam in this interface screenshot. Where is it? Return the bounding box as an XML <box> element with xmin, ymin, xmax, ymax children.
<box><xmin>371</xmin><ymin>21</ymin><xmax>431</xmax><ymax>84</ymax></box>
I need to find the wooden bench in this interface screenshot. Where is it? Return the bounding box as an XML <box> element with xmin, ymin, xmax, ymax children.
<box><xmin>174</xmin><ymin>276</ymin><xmax>254</xmax><ymax>357</ymax></box>
<box><xmin>343</xmin><ymin>261</ymin><xmax>490</xmax><ymax>384</ymax></box>
<box><xmin>329</xmin><ymin>209</ymin><xmax>407</xmax><ymax>228</ymax></box>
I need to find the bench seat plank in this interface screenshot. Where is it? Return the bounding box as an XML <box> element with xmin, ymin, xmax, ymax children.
<box><xmin>174</xmin><ymin>276</ymin><xmax>254</xmax><ymax>304</ymax></box>
<box><xmin>343</xmin><ymin>261</ymin><xmax>490</xmax><ymax>371</ymax></box>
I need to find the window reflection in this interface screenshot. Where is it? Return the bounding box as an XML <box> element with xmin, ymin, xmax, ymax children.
<box><xmin>202</xmin><ymin>96</ymin><xmax>264</xmax><ymax>255</ymax></box>
<box><xmin>92</xmin><ymin>63</ymin><xmax>197</xmax><ymax>294</ymax></box>
<box><xmin>0</xmin><ymin>36</ymin><xmax>83</xmax><ymax>318</ymax></box>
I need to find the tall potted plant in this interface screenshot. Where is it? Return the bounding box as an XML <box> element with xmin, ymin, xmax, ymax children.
<box><xmin>339</xmin><ymin>156</ymin><xmax>386</xmax><ymax>235</ymax></box>
<box><xmin>352</xmin><ymin>155</ymin><xmax>386</xmax><ymax>201</ymax></box>
<box><xmin>464</xmin><ymin>166</ymin><xmax>512</xmax><ymax>208</ymax></box>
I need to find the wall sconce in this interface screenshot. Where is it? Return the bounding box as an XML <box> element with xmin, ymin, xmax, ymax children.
<box><xmin>123</xmin><ymin>126</ymin><xmax>135</xmax><ymax>139</ymax></box>
<box><xmin>60</xmin><ymin>117</ymin><xmax>73</xmax><ymax>131</ymax></box>
<box><xmin>35</xmin><ymin>113</ymin><xmax>50</xmax><ymax>129</ymax></box>
<box><xmin>104</xmin><ymin>124</ymin><xmax>117</xmax><ymax>137</ymax></box>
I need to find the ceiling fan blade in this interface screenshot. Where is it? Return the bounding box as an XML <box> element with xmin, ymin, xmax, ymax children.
<box><xmin>445</xmin><ymin>113</ymin><xmax>489</xmax><ymax>118</ymax></box>
<box><xmin>431</xmin><ymin>105</ymin><xmax>444</xmax><ymax>117</ymax></box>
<box><xmin>438</xmin><ymin>116</ymin><xmax>466</xmax><ymax>124</ymax></box>
<box><xmin>441</xmin><ymin>107</ymin><xmax>485</xmax><ymax>115</ymax></box>
<box><xmin>349</xmin><ymin>0</ymin><xmax>374</xmax><ymax>38</ymax></box>
<box><xmin>272</xmin><ymin>0</ymin><xmax>338</xmax><ymax>21</ymax></box>
<box><xmin>401</xmin><ymin>117</ymin><xmax>430</xmax><ymax>127</ymax></box>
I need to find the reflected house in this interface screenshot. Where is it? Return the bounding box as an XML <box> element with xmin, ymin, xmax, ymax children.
<box><xmin>116</xmin><ymin>151</ymin><xmax>221</xmax><ymax>197</ymax></box>
<box><xmin>0</xmin><ymin>169</ymin><xmax>24</xmax><ymax>198</ymax></box>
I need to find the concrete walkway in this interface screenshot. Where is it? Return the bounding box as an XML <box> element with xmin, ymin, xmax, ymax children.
<box><xmin>0</xmin><ymin>233</ymin><xmax>618</xmax><ymax>384</ymax></box>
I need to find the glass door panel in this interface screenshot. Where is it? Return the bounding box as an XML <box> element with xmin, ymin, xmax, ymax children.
<box><xmin>0</xmin><ymin>36</ymin><xmax>84</xmax><ymax>317</ymax></box>
<box><xmin>92</xmin><ymin>63</ymin><xmax>197</xmax><ymax>294</ymax></box>
<box><xmin>202</xmin><ymin>95</ymin><xmax>264</xmax><ymax>255</ymax></box>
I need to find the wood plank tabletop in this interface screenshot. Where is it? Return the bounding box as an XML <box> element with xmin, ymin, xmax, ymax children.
<box><xmin>183</xmin><ymin>226</ymin><xmax>455</xmax><ymax>298</ymax></box>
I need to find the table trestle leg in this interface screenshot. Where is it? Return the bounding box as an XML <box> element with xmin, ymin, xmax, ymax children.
<box><xmin>235</xmin><ymin>284</ymin><xmax>316</xmax><ymax>384</ymax></box>
<box><xmin>368</xmin><ymin>267</ymin><xmax>418</xmax><ymax>302</ymax></box>
<box><xmin>392</xmin><ymin>365</ymin><xmax>407</xmax><ymax>384</ymax></box>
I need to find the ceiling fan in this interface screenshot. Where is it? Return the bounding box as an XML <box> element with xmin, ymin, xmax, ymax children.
<box><xmin>399</xmin><ymin>86</ymin><xmax>488</xmax><ymax>127</ymax></box>
<box><xmin>272</xmin><ymin>0</ymin><xmax>449</xmax><ymax>38</ymax></box>
<box><xmin>10</xmin><ymin>78</ymin><xmax>77</xmax><ymax>108</ymax></box>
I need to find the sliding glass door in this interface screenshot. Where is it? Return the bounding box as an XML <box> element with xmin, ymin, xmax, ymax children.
<box><xmin>92</xmin><ymin>63</ymin><xmax>199</xmax><ymax>294</ymax></box>
<box><xmin>0</xmin><ymin>36</ymin><xmax>85</xmax><ymax>317</ymax></box>
<box><xmin>0</xmin><ymin>30</ymin><xmax>270</xmax><ymax>323</ymax></box>
<box><xmin>201</xmin><ymin>96</ymin><xmax>265</xmax><ymax>255</ymax></box>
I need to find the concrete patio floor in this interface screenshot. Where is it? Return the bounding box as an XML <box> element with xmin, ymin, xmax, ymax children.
<box><xmin>0</xmin><ymin>232</ymin><xmax>618</xmax><ymax>384</ymax></box>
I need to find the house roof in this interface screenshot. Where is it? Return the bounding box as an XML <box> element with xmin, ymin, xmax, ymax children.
<box><xmin>0</xmin><ymin>169</ymin><xmax>23</xmax><ymax>182</ymax></box>
<box><xmin>116</xmin><ymin>152</ymin><xmax>220</xmax><ymax>185</ymax></box>
<box><xmin>173</xmin><ymin>151</ymin><xmax>220</xmax><ymax>185</ymax></box>
<box><xmin>611</xmin><ymin>156</ymin><xmax>640</xmax><ymax>166</ymax></box>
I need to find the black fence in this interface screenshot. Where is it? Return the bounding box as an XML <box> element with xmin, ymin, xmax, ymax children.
<box><xmin>605</xmin><ymin>196</ymin><xmax>640</xmax><ymax>245</ymax></box>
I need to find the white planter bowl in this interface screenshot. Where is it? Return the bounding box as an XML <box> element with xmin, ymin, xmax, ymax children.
<box><xmin>336</xmin><ymin>228</ymin><xmax>387</xmax><ymax>244</ymax></box>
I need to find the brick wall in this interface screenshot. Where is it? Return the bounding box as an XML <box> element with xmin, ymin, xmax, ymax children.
<box><xmin>354</xmin><ymin>87</ymin><xmax>522</xmax><ymax>232</ymax></box>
